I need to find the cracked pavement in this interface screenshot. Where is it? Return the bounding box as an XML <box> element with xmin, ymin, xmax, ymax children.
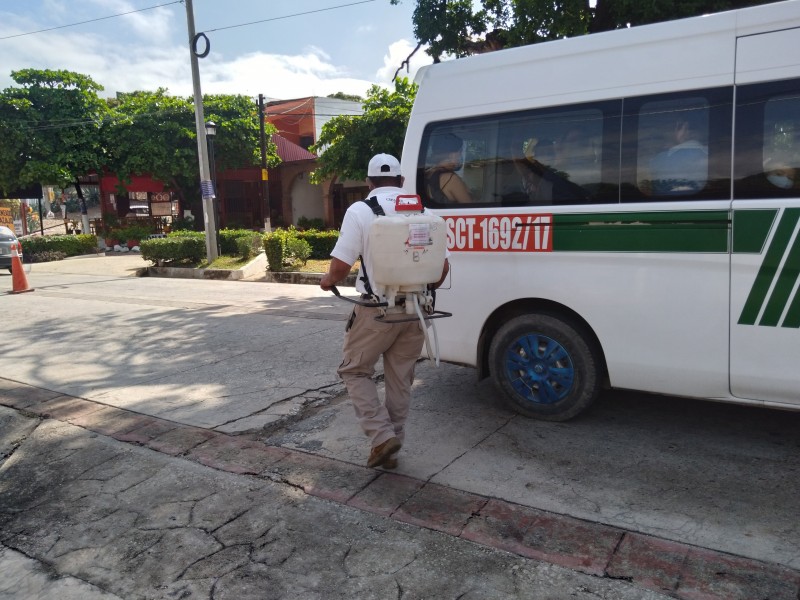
<box><xmin>1</xmin><ymin>255</ymin><xmax>799</xmax><ymax>598</ymax></box>
<box><xmin>0</xmin><ymin>412</ymin><xmax>670</xmax><ymax>599</ymax></box>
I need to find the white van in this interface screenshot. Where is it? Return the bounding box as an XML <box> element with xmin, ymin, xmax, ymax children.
<box><xmin>401</xmin><ymin>1</ymin><xmax>800</xmax><ymax>420</ymax></box>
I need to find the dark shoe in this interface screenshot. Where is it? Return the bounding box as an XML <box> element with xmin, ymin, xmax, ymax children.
<box><xmin>382</xmin><ymin>454</ymin><xmax>399</xmax><ymax>470</ymax></box>
<box><xmin>367</xmin><ymin>437</ymin><xmax>401</xmax><ymax>468</ymax></box>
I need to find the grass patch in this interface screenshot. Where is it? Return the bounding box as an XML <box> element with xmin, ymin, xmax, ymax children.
<box><xmin>157</xmin><ymin>254</ymin><xmax>358</xmax><ymax>275</ymax></box>
<box><xmin>205</xmin><ymin>255</ymin><xmax>253</xmax><ymax>270</ymax></box>
<box><xmin>295</xmin><ymin>258</ymin><xmax>359</xmax><ymax>274</ymax></box>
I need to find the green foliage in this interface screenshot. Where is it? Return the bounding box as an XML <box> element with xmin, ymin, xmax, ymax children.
<box><xmin>328</xmin><ymin>92</ymin><xmax>364</xmax><ymax>102</ymax></box>
<box><xmin>0</xmin><ymin>69</ymin><xmax>108</xmax><ymax>195</ymax></box>
<box><xmin>140</xmin><ymin>236</ymin><xmax>205</xmax><ymax>265</ymax></box>
<box><xmin>310</xmin><ymin>78</ymin><xmax>416</xmax><ymax>182</ymax></box>
<box><xmin>21</xmin><ymin>234</ymin><xmax>97</xmax><ymax>258</ymax></box>
<box><xmin>168</xmin><ymin>230</ymin><xmax>205</xmax><ymax>239</ymax></box>
<box><xmin>263</xmin><ymin>233</ymin><xmax>284</xmax><ymax>272</ymax></box>
<box><xmin>27</xmin><ymin>250</ymin><xmax>67</xmax><ymax>263</ymax></box>
<box><xmin>392</xmin><ymin>0</ymin><xmax>777</xmax><ymax>61</ymax></box>
<box><xmin>285</xmin><ymin>237</ymin><xmax>312</xmax><ymax>267</ymax></box>
<box><xmin>102</xmin><ymin>91</ymin><xmax>280</xmax><ymax>209</ymax></box>
<box><xmin>235</xmin><ymin>234</ymin><xmax>261</xmax><ymax>260</ymax></box>
<box><xmin>170</xmin><ymin>215</ymin><xmax>196</xmax><ymax>231</ymax></box>
<box><xmin>263</xmin><ymin>228</ymin><xmax>313</xmax><ymax>271</ymax></box>
<box><xmin>104</xmin><ymin>223</ymin><xmax>155</xmax><ymax>244</ymax></box>
<box><xmin>294</xmin><ymin>229</ymin><xmax>339</xmax><ymax>260</ymax></box>
<box><xmin>0</xmin><ymin>78</ymin><xmax>281</xmax><ymax>211</ymax></box>
<box><xmin>218</xmin><ymin>228</ymin><xmax>261</xmax><ymax>255</ymax></box>
<box><xmin>296</xmin><ymin>216</ymin><xmax>325</xmax><ymax>230</ymax></box>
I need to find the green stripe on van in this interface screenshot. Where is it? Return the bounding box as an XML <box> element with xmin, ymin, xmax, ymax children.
<box><xmin>783</xmin><ymin>287</ymin><xmax>800</xmax><ymax>328</ymax></box>
<box><xmin>732</xmin><ymin>209</ymin><xmax>777</xmax><ymax>254</ymax></box>
<box><xmin>552</xmin><ymin>211</ymin><xmax>729</xmax><ymax>252</ymax></box>
<box><xmin>759</xmin><ymin>222</ymin><xmax>800</xmax><ymax>326</ymax></box>
<box><xmin>738</xmin><ymin>208</ymin><xmax>800</xmax><ymax>326</ymax></box>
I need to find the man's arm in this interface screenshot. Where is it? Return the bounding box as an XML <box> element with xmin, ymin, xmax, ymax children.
<box><xmin>430</xmin><ymin>258</ymin><xmax>450</xmax><ymax>290</ymax></box>
<box><xmin>320</xmin><ymin>257</ymin><xmax>353</xmax><ymax>291</ymax></box>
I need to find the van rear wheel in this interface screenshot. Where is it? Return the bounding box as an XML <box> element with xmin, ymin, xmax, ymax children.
<box><xmin>489</xmin><ymin>313</ymin><xmax>600</xmax><ymax>421</ymax></box>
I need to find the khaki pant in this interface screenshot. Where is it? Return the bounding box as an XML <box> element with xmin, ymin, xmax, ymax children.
<box><xmin>337</xmin><ymin>304</ymin><xmax>425</xmax><ymax>449</ymax></box>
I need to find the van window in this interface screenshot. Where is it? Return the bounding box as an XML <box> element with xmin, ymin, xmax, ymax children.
<box><xmin>621</xmin><ymin>87</ymin><xmax>732</xmax><ymax>202</ymax></box>
<box><xmin>734</xmin><ymin>78</ymin><xmax>800</xmax><ymax>198</ymax></box>
<box><xmin>417</xmin><ymin>101</ymin><xmax>621</xmax><ymax>208</ymax></box>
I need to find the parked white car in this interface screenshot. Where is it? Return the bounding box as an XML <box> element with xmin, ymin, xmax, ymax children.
<box><xmin>0</xmin><ymin>225</ymin><xmax>22</xmax><ymax>272</ymax></box>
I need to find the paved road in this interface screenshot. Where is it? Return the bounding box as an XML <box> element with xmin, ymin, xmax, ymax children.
<box><xmin>1</xmin><ymin>254</ymin><xmax>799</xmax><ymax>599</ymax></box>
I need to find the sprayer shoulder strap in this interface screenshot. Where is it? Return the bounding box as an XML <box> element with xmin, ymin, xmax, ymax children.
<box><xmin>357</xmin><ymin>196</ymin><xmax>385</xmax><ymax>297</ymax></box>
<box><xmin>362</xmin><ymin>195</ymin><xmax>385</xmax><ymax>216</ymax></box>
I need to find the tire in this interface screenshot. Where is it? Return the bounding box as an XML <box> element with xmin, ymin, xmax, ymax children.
<box><xmin>489</xmin><ymin>313</ymin><xmax>600</xmax><ymax>421</ymax></box>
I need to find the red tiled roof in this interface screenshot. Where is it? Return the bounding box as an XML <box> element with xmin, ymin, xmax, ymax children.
<box><xmin>273</xmin><ymin>134</ymin><xmax>317</xmax><ymax>163</ymax></box>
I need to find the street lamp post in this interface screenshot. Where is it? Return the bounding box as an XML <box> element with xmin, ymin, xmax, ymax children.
<box><xmin>205</xmin><ymin>121</ymin><xmax>220</xmax><ymax>243</ymax></box>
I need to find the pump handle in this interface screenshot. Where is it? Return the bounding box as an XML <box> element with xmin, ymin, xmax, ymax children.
<box><xmin>329</xmin><ymin>286</ymin><xmax>388</xmax><ymax>307</ymax></box>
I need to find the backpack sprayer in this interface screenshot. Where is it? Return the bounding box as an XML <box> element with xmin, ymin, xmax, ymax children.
<box><xmin>330</xmin><ymin>194</ymin><xmax>451</xmax><ymax>365</ymax></box>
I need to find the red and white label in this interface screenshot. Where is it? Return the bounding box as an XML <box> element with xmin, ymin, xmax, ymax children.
<box><xmin>443</xmin><ymin>214</ymin><xmax>553</xmax><ymax>252</ymax></box>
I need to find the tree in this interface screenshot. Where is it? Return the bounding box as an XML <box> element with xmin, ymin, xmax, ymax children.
<box><xmin>103</xmin><ymin>90</ymin><xmax>279</xmax><ymax>217</ymax></box>
<box><xmin>0</xmin><ymin>69</ymin><xmax>109</xmax><ymax>231</ymax></box>
<box><xmin>310</xmin><ymin>78</ymin><xmax>417</xmax><ymax>183</ymax></box>
<box><xmin>327</xmin><ymin>92</ymin><xmax>364</xmax><ymax>102</ymax></box>
<box><xmin>390</xmin><ymin>0</ymin><xmax>779</xmax><ymax>62</ymax></box>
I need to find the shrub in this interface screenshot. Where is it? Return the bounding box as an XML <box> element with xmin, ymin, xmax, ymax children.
<box><xmin>294</xmin><ymin>229</ymin><xmax>339</xmax><ymax>259</ymax></box>
<box><xmin>171</xmin><ymin>215</ymin><xmax>195</xmax><ymax>231</ymax></box>
<box><xmin>21</xmin><ymin>234</ymin><xmax>97</xmax><ymax>259</ymax></box>
<box><xmin>140</xmin><ymin>236</ymin><xmax>205</xmax><ymax>265</ymax></box>
<box><xmin>219</xmin><ymin>228</ymin><xmax>260</xmax><ymax>255</ymax></box>
<box><xmin>285</xmin><ymin>237</ymin><xmax>312</xmax><ymax>267</ymax></box>
<box><xmin>263</xmin><ymin>228</ymin><xmax>312</xmax><ymax>271</ymax></box>
<box><xmin>296</xmin><ymin>216</ymin><xmax>325</xmax><ymax>230</ymax></box>
<box><xmin>234</xmin><ymin>232</ymin><xmax>262</xmax><ymax>260</ymax></box>
<box><xmin>105</xmin><ymin>224</ymin><xmax>155</xmax><ymax>244</ymax></box>
<box><xmin>168</xmin><ymin>230</ymin><xmax>204</xmax><ymax>240</ymax></box>
<box><xmin>27</xmin><ymin>250</ymin><xmax>67</xmax><ymax>263</ymax></box>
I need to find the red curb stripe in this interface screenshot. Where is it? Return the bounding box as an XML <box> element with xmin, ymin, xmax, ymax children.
<box><xmin>606</xmin><ymin>532</ymin><xmax>688</xmax><ymax>593</ymax></box>
<box><xmin>461</xmin><ymin>498</ymin><xmax>621</xmax><ymax>576</ymax></box>
<box><xmin>262</xmin><ymin>451</ymin><xmax>377</xmax><ymax>504</ymax></box>
<box><xmin>393</xmin><ymin>481</ymin><xmax>488</xmax><ymax>537</ymax></box>
<box><xmin>187</xmin><ymin>436</ymin><xmax>288</xmax><ymax>475</ymax></box>
<box><xmin>146</xmin><ymin>426</ymin><xmax>219</xmax><ymax>456</ymax></box>
<box><xmin>347</xmin><ymin>473</ymin><xmax>425</xmax><ymax>518</ymax></box>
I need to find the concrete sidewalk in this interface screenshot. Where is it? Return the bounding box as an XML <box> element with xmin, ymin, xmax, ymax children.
<box><xmin>2</xmin><ymin>254</ymin><xmax>799</xmax><ymax>598</ymax></box>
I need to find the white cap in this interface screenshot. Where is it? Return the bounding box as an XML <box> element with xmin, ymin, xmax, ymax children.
<box><xmin>367</xmin><ymin>153</ymin><xmax>401</xmax><ymax>177</ymax></box>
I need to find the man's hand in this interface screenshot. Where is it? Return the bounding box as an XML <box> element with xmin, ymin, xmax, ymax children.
<box><xmin>320</xmin><ymin>257</ymin><xmax>353</xmax><ymax>291</ymax></box>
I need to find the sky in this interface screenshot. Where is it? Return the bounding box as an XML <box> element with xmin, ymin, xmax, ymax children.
<box><xmin>0</xmin><ymin>0</ymin><xmax>433</xmax><ymax>101</ymax></box>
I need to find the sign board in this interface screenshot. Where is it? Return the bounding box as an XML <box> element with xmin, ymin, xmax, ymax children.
<box><xmin>151</xmin><ymin>192</ymin><xmax>171</xmax><ymax>203</ymax></box>
<box><xmin>150</xmin><ymin>202</ymin><xmax>172</xmax><ymax>216</ymax></box>
<box><xmin>0</xmin><ymin>207</ymin><xmax>13</xmax><ymax>228</ymax></box>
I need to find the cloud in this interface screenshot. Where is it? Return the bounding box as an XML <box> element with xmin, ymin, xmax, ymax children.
<box><xmin>85</xmin><ymin>0</ymin><xmax>174</xmax><ymax>39</ymax></box>
<box><xmin>0</xmin><ymin>5</ymin><xmax>416</xmax><ymax>101</ymax></box>
<box><xmin>199</xmin><ymin>49</ymin><xmax>375</xmax><ymax>99</ymax></box>
<box><xmin>375</xmin><ymin>39</ymin><xmax>432</xmax><ymax>86</ymax></box>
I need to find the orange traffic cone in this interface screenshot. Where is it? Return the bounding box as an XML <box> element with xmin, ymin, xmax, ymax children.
<box><xmin>10</xmin><ymin>249</ymin><xmax>33</xmax><ymax>294</ymax></box>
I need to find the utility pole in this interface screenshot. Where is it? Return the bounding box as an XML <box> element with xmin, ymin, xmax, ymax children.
<box><xmin>258</xmin><ymin>94</ymin><xmax>272</xmax><ymax>233</ymax></box>
<box><xmin>184</xmin><ymin>0</ymin><xmax>218</xmax><ymax>262</ymax></box>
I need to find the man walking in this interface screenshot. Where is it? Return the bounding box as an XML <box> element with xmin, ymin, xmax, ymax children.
<box><xmin>320</xmin><ymin>154</ymin><xmax>449</xmax><ymax>469</ymax></box>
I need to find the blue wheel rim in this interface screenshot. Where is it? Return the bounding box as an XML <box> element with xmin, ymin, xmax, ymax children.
<box><xmin>503</xmin><ymin>333</ymin><xmax>575</xmax><ymax>405</ymax></box>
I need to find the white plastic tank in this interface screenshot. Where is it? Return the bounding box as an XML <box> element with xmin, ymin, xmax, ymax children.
<box><xmin>368</xmin><ymin>212</ymin><xmax>447</xmax><ymax>290</ymax></box>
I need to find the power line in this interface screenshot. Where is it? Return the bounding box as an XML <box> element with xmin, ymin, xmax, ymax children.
<box><xmin>0</xmin><ymin>1</ymin><xmax>184</xmax><ymax>41</ymax></box>
<box><xmin>203</xmin><ymin>0</ymin><xmax>377</xmax><ymax>34</ymax></box>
